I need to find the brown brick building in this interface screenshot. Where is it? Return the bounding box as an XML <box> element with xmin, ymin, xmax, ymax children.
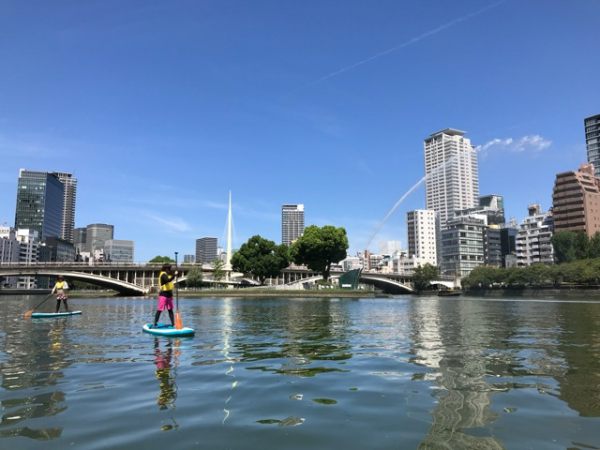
<box><xmin>552</xmin><ymin>163</ymin><xmax>600</xmax><ymax>237</ymax></box>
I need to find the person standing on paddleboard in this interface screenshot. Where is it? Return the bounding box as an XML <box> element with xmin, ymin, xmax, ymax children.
<box><xmin>153</xmin><ymin>264</ymin><xmax>178</xmax><ymax>328</ymax></box>
<box><xmin>51</xmin><ymin>275</ymin><xmax>70</xmax><ymax>313</ymax></box>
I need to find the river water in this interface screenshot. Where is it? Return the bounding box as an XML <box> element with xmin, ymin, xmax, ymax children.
<box><xmin>0</xmin><ymin>295</ymin><xmax>599</xmax><ymax>450</ymax></box>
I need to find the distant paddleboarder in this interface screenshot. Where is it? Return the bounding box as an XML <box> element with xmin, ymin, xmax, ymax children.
<box><xmin>51</xmin><ymin>275</ymin><xmax>70</xmax><ymax>313</ymax></box>
<box><xmin>153</xmin><ymin>264</ymin><xmax>178</xmax><ymax>328</ymax></box>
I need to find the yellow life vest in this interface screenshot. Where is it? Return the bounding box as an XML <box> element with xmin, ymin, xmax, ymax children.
<box><xmin>159</xmin><ymin>271</ymin><xmax>174</xmax><ymax>292</ymax></box>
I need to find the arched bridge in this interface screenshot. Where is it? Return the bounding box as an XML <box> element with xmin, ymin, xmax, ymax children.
<box><xmin>277</xmin><ymin>271</ymin><xmax>416</xmax><ymax>293</ymax></box>
<box><xmin>0</xmin><ymin>268</ymin><xmax>146</xmax><ymax>296</ymax></box>
<box><xmin>0</xmin><ymin>262</ymin><xmax>255</xmax><ymax>295</ymax></box>
<box><xmin>0</xmin><ymin>262</ymin><xmax>457</xmax><ymax>295</ymax></box>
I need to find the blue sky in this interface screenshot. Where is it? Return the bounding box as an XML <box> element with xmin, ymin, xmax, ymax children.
<box><xmin>1</xmin><ymin>0</ymin><xmax>599</xmax><ymax>261</ymax></box>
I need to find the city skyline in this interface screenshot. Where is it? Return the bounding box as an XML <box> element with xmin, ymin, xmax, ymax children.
<box><xmin>1</xmin><ymin>1</ymin><xmax>599</xmax><ymax>261</ymax></box>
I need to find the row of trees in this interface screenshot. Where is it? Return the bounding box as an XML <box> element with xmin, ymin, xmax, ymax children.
<box><xmin>463</xmin><ymin>258</ymin><xmax>600</xmax><ymax>288</ymax></box>
<box><xmin>232</xmin><ymin>225</ymin><xmax>349</xmax><ymax>284</ymax></box>
<box><xmin>551</xmin><ymin>230</ymin><xmax>600</xmax><ymax>263</ymax></box>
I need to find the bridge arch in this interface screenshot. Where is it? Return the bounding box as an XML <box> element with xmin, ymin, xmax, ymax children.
<box><xmin>429</xmin><ymin>280</ymin><xmax>456</xmax><ymax>289</ymax></box>
<box><xmin>282</xmin><ymin>274</ymin><xmax>414</xmax><ymax>294</ymax></box>
<box><xmin>0</xmin><ymin>269</ymin><xmax>146</xmax><ymax>296</ymax></box>
<box><xmin>359</xmin><ymin>275</ymin><xmax>414</xmax><ymax>294</ymax></box>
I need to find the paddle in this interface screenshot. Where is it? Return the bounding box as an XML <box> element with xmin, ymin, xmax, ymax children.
<box><xmin>174</xmin><ymin>251</ymin><xmax>183</xmax><ymax>329</ymax></box>
<box><xmin>23</xmin><ymin>292</ymin><xmax>54</xmax><ymax>319</ymax></box>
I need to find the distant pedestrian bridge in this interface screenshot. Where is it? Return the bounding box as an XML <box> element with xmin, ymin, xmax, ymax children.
<box><xmin>280</xmin><ymin>269</ymin><xmax>417</xmax><ymax>294</ymax></box>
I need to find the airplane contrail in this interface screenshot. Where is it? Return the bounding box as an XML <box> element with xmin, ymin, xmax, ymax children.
<box><xmin>301</xmin><ymin>0</ymin><xmax>506</xmax><ymax>89</ymax></box>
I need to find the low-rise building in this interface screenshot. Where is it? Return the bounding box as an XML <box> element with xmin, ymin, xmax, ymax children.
<box><xmin>104</xmin><ymin>239</ymin><xmax>134</xmax><ymax>262</ymax></box>
<box><xmin>516</xmin><ymin>204</ymin><xmax>554</xmax><ymax>266</ymax></box>
<box><xmin>0</xmin><ymin>227</ymin><xmax>20</xmax><ymax>287</ymax></box>
<box><xmin>440</xmin><ymin>215</ymin><xmax>486</xmax><ymax>277</ymax></box>
<box><xmin>39</xmin><ymin>237</ymin><xmax>76</xmax><ymax>262</ymax></box>
<box><xmin>16</xmin><ymin>229</ymin><xmax>40</xmax><ymax>289</ymax></box>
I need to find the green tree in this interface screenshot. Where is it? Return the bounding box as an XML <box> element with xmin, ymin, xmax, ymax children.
<box><xmin>149</xmin><ymin>255</ymin><xmax>175</xmax><ymax>264</ymax></box>
<box><xmin>526</xmin><ymin>263</ymin><xmax>552</xmax><ymax>287</ymax></box>
<box><xmin>412</xmin><ymin>263</ymin><xmax>439</xmax><ymax>292</ymax></box>
<box><xmin>212</xmin><ymin>259</ymin><xmax>225</xmax><ymax>286</ymax></box>
<box><xmin>185</xmin><ymin>267</ymin><xmax>204</xmax><ymax>288</ymax></box>
<box><xmin>574</xmin><ymin>232</ymin><xmax>589</xmax><ymax>260</ymax></box>
<box><xmin>463</xmin><ymin>266</ymin><xmax>503</xmax><ymax>289</ymax></box>
<box><xmin>231</xmin><ymin>235</ymin><xmax>290</xmax><ymax>285</ymax></box>
<box><xmin>551</xmin><ymin>231</ymin><xmax>576</xmax><ymax>263</ymax></box>
<box><xmin>551</xmin><ymin>231</ymin><xmax>588</xmax><ymax>263</ymax></box>
<box><xmin>290</xmin><ymin>225</ymin><xmax>348</xmax><ymax>281</ymax></box>
<box><xmin>504</xmin><ymin>267</ymin><xmax>529</xmax><ymax>287</ymax></box>
<box><xmin>588</xmin><ymin>232</ymin><xmax>600</xmax><ymax>258</ymax></box>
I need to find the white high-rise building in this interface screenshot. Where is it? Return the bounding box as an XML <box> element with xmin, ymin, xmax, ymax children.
<box><xmin>281</xmin><ymin>204</ymin><xmax>304</xmax><ymax>245</ymax></box>
<box><xmin>407</xmin><ymin>210</ymin><xmax>438</xmax><ymax>266</ymax></box>
<box><xmin>54</xmin><ymin>172</ymin><xmax>77</xmax><ymax>243</ymax></box>
<box><xmin>424</xmin><ymin>129</ymin><xmax>479</xmax><ymax>226</ymax></box>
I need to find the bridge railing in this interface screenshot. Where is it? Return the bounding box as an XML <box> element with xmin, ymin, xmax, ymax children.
<box><xmin>0</xmin><ymin>261</ymin><xmax>170</xmax><ymax>268</ymax></box>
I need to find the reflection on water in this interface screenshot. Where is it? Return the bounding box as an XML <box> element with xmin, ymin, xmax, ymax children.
<box><xmin>0</xmin><ymin>295</ymin><xmax>599</xmax><ymax>449</ymax></box>
<box><xmin>411</xmin><ymin>299</ymin><xmax>503</xmax><ymax>449</ymax></box>
<box><xmin>0</xmin><ymin>298</ymin><xmax>71</xmax><ymax>441</ymax></box>
<box><xmin>153</xmin><ymin>338</ymin><xmax>178</xmax><ymax>410</ymax></box>
<box><xmin>556</xmin><ymin>302</ymin><xmax>600</xmax><ymax>416</ymax></box>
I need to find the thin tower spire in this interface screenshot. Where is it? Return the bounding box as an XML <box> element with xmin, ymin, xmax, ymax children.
<box><xmin>225</xmin><ymin>191</ymin><xmax>233</xmax><ymax>278</ymax></box>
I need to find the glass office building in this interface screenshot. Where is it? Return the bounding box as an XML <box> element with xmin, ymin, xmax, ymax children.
<box><xmin>585</xmin><ymin>114</ymin><xmax>600</xmax><ymax>177</ymax></box>
<box><xmin>14</xmin><ymin>170</ymin><xmax>64</xmax><ymax>239</ymax></box>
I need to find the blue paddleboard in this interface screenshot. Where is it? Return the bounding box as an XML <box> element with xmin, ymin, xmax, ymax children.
<box><xmin>142</xmin><ymin>323</ymin><xmax>195</xmax><ymax>337</ymax></box>
<box><xmin>31</xmin><ymin>311</ymin><xmax>82</xmax><ymax>318</ymax></box>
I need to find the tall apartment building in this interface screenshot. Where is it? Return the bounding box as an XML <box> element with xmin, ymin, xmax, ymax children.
<box><xmin>15</xmin><ymin>170</ymin><xmax>64</xmax><ymax>239</ymax></box>
<box><xmin>281</xmin><ymin>204</ymin><xmax>305</xmax><ymax>245</ymax></box>
<box><xmin>516</xmin><ymin>204</ymin><xmax>554</xmax><ymax>266</ymax></box>
<box><xmin>424</xmin><ymin>129</ymin><xmax>479</xmax><ymax>226</ymax></box>
<box><xmin>54</xmin><ymin>172</ymin><xmax>77</xmax><ymax>243</ymax></box>
<box><xmin>585</xmin><ymin>114</ymin><xmax>600</xmax><ymax>177</ymax></box>
<box><xmin>86</xmin><ymin>224</ymin><xmax>114</xmax><ymax>253</ymax></box>
<box><xmin>552</xmin><ymin>163</ymin><xmax>600</xmax><ymax>237</ymax></box>
<box><xmin>406</xmin><ymin>209</ymin><xmax>437</xmax><ymax>266</ymax></box>
<box><xmin>196</xmin><ymin>237</ymin><xmax>218</xmax><ymax>264</ymax></box>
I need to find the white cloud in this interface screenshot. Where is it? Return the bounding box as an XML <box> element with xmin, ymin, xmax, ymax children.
<box><xmin>0</xmin><ymin>132</ymin><xmax>73</xmax><ymax>158</ymax></box>
<box><xmin>144</xmin><ymin>213</ymin><xmax>192</xmax><ymax>233</ymax></box>
<box><xmin>477</xmin><ymin>135</ymin><xmax>552</xmax><ymax>154</ymax></box>
<box><xmin>299</xmin><ymin>1</ymin><xmax>506</xmax><ymax>89</ymax></box>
